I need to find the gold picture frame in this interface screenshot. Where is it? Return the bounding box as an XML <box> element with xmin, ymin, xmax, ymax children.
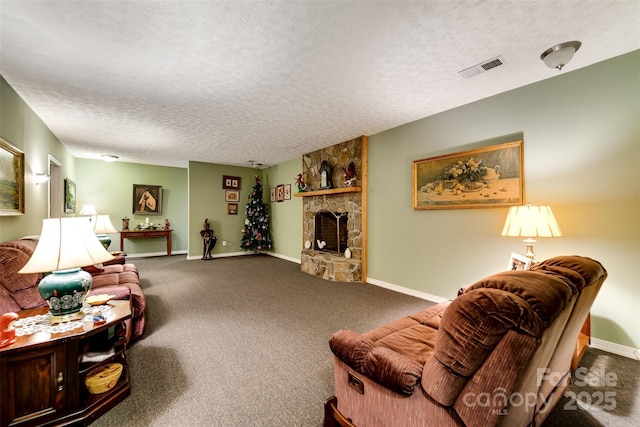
<box><xmin>64</xmin><ymin>178</ymin><xmax>76</xmax><ymax>213</ymax></box>
<box><xmin>413</xmin><ymin>140</ymin><xmax>524</xmax><ymax>210</ymax></box>
<box><xmin>0</xmin><ymin>137</ymin><xmax>25</xmax><ymax>215</ymax></box>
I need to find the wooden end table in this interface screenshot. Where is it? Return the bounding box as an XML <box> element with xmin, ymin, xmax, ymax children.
<box><xmin>0</xmin><ymin>300</ymin><xmax>132</xmax><ymax>427</ymax></box>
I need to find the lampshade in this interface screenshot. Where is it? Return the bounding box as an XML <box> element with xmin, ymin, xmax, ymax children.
<box><xmin>502</xmin><ymin>204</ymin><xmax>562</xmax><ymax>259</ymax></box>
<box><xmin>540</xmin><ymin>41</ymin><xmax>581</xmax><ymax>70</ymax></box>
<box><xmin>92</xmin><ymin>214</ymin><xmax>118</xmax><ymax>234</ymax></box>
<box><xmin>19</xmin><ymin>217</ymin><xmax>114</xmax><ymax>318</ymax></box>
<box><xmin>20</xmin><ymin>217</ymin><xmax>114</xmax><ymax>273</ymax></box>
<box><xmin>92</xmin><ymin>214</ymin><xmax>119</xmax><ymax>250</ymax></box>
<box><xmin>78</xmin><ymin>204</ymin><xmax>98</xmax><ymax>216</ymax></box>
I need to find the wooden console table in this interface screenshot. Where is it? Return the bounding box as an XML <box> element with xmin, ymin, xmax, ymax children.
<box><xmin>120</xmin><ymin>229</ymin><xmax>173</xmax><ymax>256</ymax></box>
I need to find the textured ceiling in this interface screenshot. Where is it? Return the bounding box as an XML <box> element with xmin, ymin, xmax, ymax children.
<box><xmin>1</xmin><ymin>1</ymin><xmax>639</xmax><ymax>168</ymax></box>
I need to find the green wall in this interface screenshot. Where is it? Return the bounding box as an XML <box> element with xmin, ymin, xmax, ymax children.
<box><xmin>263</xmin><ymin>158</ymin><xmax>303</xmax><ymax>262</ymax></box>
<box><xmin>0</xmin><ymin>75</ymin><xmax>76</xmax><ymax>241</ymax></box>
<box><xmin>367</xmin><ymin>51</ymin><xmax>639</xmax><ymax>348</ymax></box>
<box><xmin>188</xmin><ymin>162</ymin><xmax>266</xmax><ymax>258</ymax></box>
<box><xmin>1</xmin><ymin>51</ymin><xmax>638</xmax><ymax>350</ymax></box>
<box><xmin>76</xmin><ymin>159</ymin><xmax>188</xmax><ymax>255</ymax></box>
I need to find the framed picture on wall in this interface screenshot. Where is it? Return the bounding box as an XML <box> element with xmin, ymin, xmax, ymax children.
<box><xmin>64</xmin><ymin>178</ymin><xmax>76</xmax><ymax>213</ymax></box>
<box><xmin>223</xmin><ymin>175</ymin><xmax>241</xmax><ymax>190</ymax></box>
<box><xmin>284</xmin><ymin>184</ymin><xmax>291</xmax><ymax>200</ymax></box>
<box><xmin>227</xmin><ymin>203</ymin><xmax>238</xmax><ymax>215</ymax></box>
<box><xmin>270</xmin><ymin>187</ymin><xmax>276</xmax><ymax>202</ymax></box>
<box><xmin>412</xmin><ymin>140</ymin><xmax>524</xmax><ymax>210</ymax></box>
<box><xmin>133</xmin><ymin>184</ymin><xmax>162</xmax><ymax>215</ymax></box>
<box><xmin>225</xmin><ymin>190</ymin><xmax>240</xmax><ymax>202</ymax></box>
<box><xmin>0</xmin><ymin>137</ymin><xmax>25</xmax><ymax>215</ymax></box>
<box><xmin>276</xmin><ymin>184</ymin><xmax>284</xmax><ymax>202</ymax></box>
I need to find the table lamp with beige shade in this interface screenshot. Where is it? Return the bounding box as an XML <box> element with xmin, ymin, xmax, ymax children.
<box><xmin>502</xmin><ymin>203</ymin><xmax>563</xmax><ymax>260</ymax></box>
<box><xmin>19</xmin><ymin>217</ymin><xmax>114</xmax><ymax>321</ymax></box>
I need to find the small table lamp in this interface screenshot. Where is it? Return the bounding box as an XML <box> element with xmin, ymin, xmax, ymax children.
<box><xmin>92</xmin><ymin>214</ymin><xmax>119</xmax><ymax>250</ymax></box>
<box><xmin>502</xmin><ymin>204</ymin><xmax>562</xmax><ymax>259</ymax></box>
<box><xmin>19</xmin><ymin>217</ymin><xmax>115</xmax><ymax>320</ymax></box>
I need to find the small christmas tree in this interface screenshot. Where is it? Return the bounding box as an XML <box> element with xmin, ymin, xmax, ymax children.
<box><xmin>240</xmin><ymin>176</ymin><xmax>273</xmax><ymax>254</ymax></box>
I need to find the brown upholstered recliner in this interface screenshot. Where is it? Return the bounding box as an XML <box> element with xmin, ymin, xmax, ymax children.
<box><xmin>325</xmin><ymin>256</ymin><xmax>607</xmax><ymax>427</ymax></box>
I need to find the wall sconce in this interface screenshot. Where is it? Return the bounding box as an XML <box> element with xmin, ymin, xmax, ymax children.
<box><xmin>35</xmin><ymin>173</ymin><xmax>50</xmax><ymax>184</ymax></box>
<box><xmin>540</xmin><ymin>41</ymin><xmax>581</xmax><ymax>71</ymax></box>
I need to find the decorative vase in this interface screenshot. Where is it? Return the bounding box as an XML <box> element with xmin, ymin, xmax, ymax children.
<box><xmin>344</xmin><ymin>248</ymin><xmax>352</xmax><ymax>259</ymax></box>
<box><xmin>38</xmin><ymin>268</ymin><xmax>92</xmax><ymax>316</ymax></box>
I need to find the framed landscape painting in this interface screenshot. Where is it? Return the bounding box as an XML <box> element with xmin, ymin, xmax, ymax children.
<box><xmin>413</xmin><ymin>140</ymin><xmax>524</xmax><ymax>210</ymax></box>
<box><xmin>64</xmin><ymin>178</ymin><xmax>76</xmax><ymax>213</ymax></box>
<box><xmin>0</xmin><ymin>137</ymin><xmax>25</xmax><ymax>215</ymax></box>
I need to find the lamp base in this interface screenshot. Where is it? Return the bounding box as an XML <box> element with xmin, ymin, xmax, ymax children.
<box><xmin>97</xmin><ymin>234</ymin><xmax>112</xmax><ymax>250</ymax></box>
<box><xmin>523</xmin><ymin>238</ymin><xmax>537</xmax><ymax>260</ymax></box>
<box><xmin>38</xmin><ymin>268</ymin><xmax>93</xmax><ymax>316</ymax></box>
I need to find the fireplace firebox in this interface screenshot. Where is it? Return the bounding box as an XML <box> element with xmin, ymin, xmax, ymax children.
<box><xmin>314</xmin><ymin>211</ymin><xmax>348</xmax><ymax>254</ymax></box>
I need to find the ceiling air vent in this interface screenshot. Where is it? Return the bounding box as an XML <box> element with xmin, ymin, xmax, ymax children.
<box><xmin>458</xmin><ymin>56</ymin><xmax>507</xmax><ymax>79</ymax></box>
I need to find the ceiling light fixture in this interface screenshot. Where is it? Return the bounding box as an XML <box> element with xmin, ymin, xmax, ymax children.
<box><xmin>101</xmin><ymin>154</ymin><xmax>119</xmax><ymax>162</ymax></box>
<box><xmin>540</xmin><ymin>41</ymin><xmax>581</xmax><ymax>71</ymax></box>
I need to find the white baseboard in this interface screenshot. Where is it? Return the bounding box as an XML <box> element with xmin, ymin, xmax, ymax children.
<box><xmin>268</xmin><ymin>252</ymin><xmax>301</xmax><ymax>264</ymax></box>
<box><xmin>366</xmin><ymin>277</ymin><xmax>449</xmax><ymax>304</ymax></box>
<box><xmin>126</xmin><ymin>250</ymin><xmax>187</xmax><ymax>259</ymax></box>
<box><xmin>591</xmin><ymin>337</ymin><xmax>640</xmax><ymax>361</ymax></box>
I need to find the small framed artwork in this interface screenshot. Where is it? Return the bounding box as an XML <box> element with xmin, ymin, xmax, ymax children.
<box><xmin>225</xmin><ymin>190</ymin><xmax>240</xmax><ymax>202</ymax></box>
<box><xmin>270</xmin><ymin>187</ymin><xmax>276</xmax><ymax>202</ymax></box>
<box><xmin>0</xmin><ymin>137</ymin><xmax>25</xmax><ymax>215</ymax></box>
<box><xmin>276</xmin><ymin>184</ymin><xmax>284</xmax><ymax>202</ymax></box>
<box><xmin>133</xmin><ymin>184</ymin><xmax>162</xmax><ymax>215</ymax></box>
<box><xmin>64</xmin><ymin>178</ymin><xmax>76</xmax><ymax>213</ymax></box>
<box><xmin>223</xmin><ymin>175</ymin><xmax>241</xmax><ymax>190</ymax></box>
<box><xmin>284</xmin><ymin>184</ymin><xmax>291</xmax><ymax>200</ymax></box>
<box><xmin>508</xmin><ymin>252</ymin><xmax>532</xmax><ymax>271</ymax></box>
<box><xmin>227</xmin><ymin>203</ymin><xmax>238</xmax><ymax>215</ymax></box>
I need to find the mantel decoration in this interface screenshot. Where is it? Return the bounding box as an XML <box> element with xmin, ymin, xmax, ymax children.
<box><xmin>318</xmin><ymin>160</ymin><xmax>332</xmax><ymax>189</ymax></box>
<box><xmin>133</xmin><ymin>184</ymin><xmax>162</xmax><ymax>215</ymax></box>
<box><xmin>342</xmin><ymin>162</ymin><xmax>356</xmax><ymax>187</ymax></box>
<box><xmin>295</xmin><ymin>174</ymin><xmax>308</xmax><ymax>192</ymax></box>
<box><xmin>413</xmin><ymin>140</ymin><xmax>523</xmax><ymax>210</ymax></box>
<box><xmin>0</xmin><ymin>136</ymin><xmax>25</xmax><ymax>216</ymax></box>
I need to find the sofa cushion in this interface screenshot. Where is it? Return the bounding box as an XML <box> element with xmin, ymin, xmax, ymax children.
<box><xmin>329</xmin><ymin>329</ymin><xmax>375</xmax><ymax>373</ymax></box>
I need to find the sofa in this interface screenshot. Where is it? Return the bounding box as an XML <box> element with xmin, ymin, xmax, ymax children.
<box><xmin>0</xmin><ymin>238</ymin><xmax>146</xmax><ymax>341</ymax></box>
<box><xmin>325</xmin><ymin>255</ymin><xmax>607</xmax><ymax>427</ymax></box>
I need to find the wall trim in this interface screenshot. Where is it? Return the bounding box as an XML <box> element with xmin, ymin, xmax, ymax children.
<box><xmin>591</xmin><ymin>338</ymin><xmax>640</xmax><ymax>361</ymax></box>
<box><xmin>366</xmin><ymin>277</ymin><xmax>449</xmax><ymax>304</ymax></box>
<box><xmin>127</xmin><ymin>250</ymin><xmax>187</xmax><ymax>259</ymax></box>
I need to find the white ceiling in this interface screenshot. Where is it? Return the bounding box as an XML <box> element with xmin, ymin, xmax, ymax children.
<box><xmin>1</xmin><ymin>1</ymin><xmax>639</xmax><ymax>168</ymax></box>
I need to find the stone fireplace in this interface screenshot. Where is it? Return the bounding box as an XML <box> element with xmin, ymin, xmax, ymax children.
<box><xmin>297</xmin><ymin>136</ymin><xmax>367</xmax><ymax>283</ymax></box>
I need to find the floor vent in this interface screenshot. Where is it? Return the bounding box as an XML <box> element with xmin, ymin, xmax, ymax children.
<box><xmin>459</xmin><ymin>55</ymin><xmax>507</xmax><ymax>78</ymax></box>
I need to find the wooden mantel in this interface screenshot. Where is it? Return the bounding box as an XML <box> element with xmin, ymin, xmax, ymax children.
<box><xmin>294</xmin><ymin>187</ymin><xmax>362</xmax><ymax>197</ymax></box>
